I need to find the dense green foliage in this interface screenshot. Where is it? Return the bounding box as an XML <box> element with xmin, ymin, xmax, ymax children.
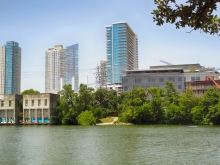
<box><xmin>56</xmin><ymin>82</ymin><xmax>220</xmax><ymax>125</ymax></box>
<box><xmin>21</xmin><ymin>89</ymin><xmax>40</xmax><ymax>95</ymax></box>
<box><xmin>152</xmin><ymin>0</ymin><xmax>220</xmax><ymax>35</ymax></box>
<box><xmin>77</xmin><ymin>110</ymin><xmax>96</xmax><ymax>125</ymax></box>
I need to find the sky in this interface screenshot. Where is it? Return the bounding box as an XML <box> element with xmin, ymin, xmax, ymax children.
<box><xmin>1</xmin><ymin>0</ymin><xmax>220</xmax><ymax>93</ymax></box>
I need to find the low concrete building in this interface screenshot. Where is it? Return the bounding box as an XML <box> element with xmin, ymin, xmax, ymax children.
<box><xmin>122</xmin><ymin>69</ymin><xmax>185</xmax><ymax>94</ymax></box>
<box><xmin>0</xmin><ymin>94</ymin><xmax>22</xmax><ymax>124</ymax></box>
<box><xmin>23</xmin><ymin>93</ymin><xmax>58</xmax><ymax>124</ymax></box>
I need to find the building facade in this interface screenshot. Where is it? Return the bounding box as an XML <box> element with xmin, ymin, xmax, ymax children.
<box><xmin>105</xmin><ymin>22</ymin><xmax>138</xmax><ymax>85</ymax></box>
<box><xmin>0</xmin><ymin>41</ymin><xmax>21</xmax><ymax>95</ymax></box>
<box><xmin>122</xmin><ymin>64</ymin><xmax>219</xmax><ymax>97</ymax></box>
<box><xmin>65</xmin><ymin>44</ymin><xmax>79</xmax><ymax>92</ymax></box>
<box><xmin>0</xmin><ymin>94</ymin><xmax>22</xmax><ymax>124</ymax></box>
<box><xmin>45</xmin><ymin>44</ymin><xmax>79</xmax><ymax>93</ymax></box>
<box><xmin>186</xmin><ymin>80</ymin><xmax>220</xmax><ymax>97</ymax></box>
<box><xmin>23</xmin><ymin>93</ymin><xmax>58</xmax><ymax>124</ymax></box>
<box><xmin>45</xmin><ymin>45</ymin><xmax>65</xmax><ymax>93</ymax></box>
<box><xmin>122</xmin><ymin>69</ymin><xmax>185</xmax><ymax>94</ymax></box>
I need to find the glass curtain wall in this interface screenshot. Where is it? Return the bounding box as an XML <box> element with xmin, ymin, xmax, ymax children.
<box><xmin>5</xmin><ymin>41</ymin><xmax>20</xmax><ymax>94</ymax></box>
<box><xmin>65</xmin><ymin>44</ymin><xmax>79</xmax><ymax>91</ymax></box>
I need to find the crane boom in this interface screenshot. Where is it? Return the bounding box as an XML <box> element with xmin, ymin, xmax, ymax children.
<box><xmin>205</xmin><ymin>76</ymin><xmax>220</xmax><ymax>90</ymax></box>
<box><xmin>159</xmin><ymin>59</ymin><xmax>172</xmax><ymax>65</ymax></box>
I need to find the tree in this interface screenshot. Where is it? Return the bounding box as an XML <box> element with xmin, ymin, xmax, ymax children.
<box><xmin>57</xmin><ymin>84</ymin><xmax>78</xmax><ymax>124</ymax></box>
<box><xmin>152</xmin><ymin>0</ymin><xmax>220</xmax><ymax>35</ymax></box>
<box><xmin>74</xmin><ymin>84</ymin><xmax>94</xmax><ymax>113</ymax></box>
<box><xmin>191</xmin><ymin>87</ymin><xmax>220</xmax><ymax>124</ymax></box>
<box><xmin>148</xmin><ymin>86</ymin><xmax>165</xmax><ymax>123</ymax></box>
<box><xmin>21</xmin><ymin>89</ymin><xmax>40</xmax><ymax>95</ymax></box>
<box><xmin>77</xmin><ymin>110</ymin><xmax>96</xmax><ymax>125</ymax></box>
<box><xmin>164</xmin><ymin>81</ymin><xmax>179</xmax><ymax>106</ymax></box>
<box><xmin>165</xmin><ymin>89</ymin><xmax>198</xmax><ymax>124</ymax></box>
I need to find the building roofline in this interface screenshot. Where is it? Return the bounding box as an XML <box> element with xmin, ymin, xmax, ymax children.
<box><xmin>150</xmin><ymin>63</ymin><xmax>201</xmax><ymax>67</ymax></box>
<box><xmin>125</xmin><ymin>68</ymin><xmax>184</xmax><ymax>72</ymax></box>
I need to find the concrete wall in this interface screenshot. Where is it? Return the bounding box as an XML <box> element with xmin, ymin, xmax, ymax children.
<box><xmin>23</xmin><ymin>93</ymin><xmax>58</xmax><ymax>124</ymax></box>
<box><xmin>122</xmin><ymin>72</ymin><xmax>185</xmax><ymax>94</ymax></box>
<box><xmin>0</xmin><ymin>94</ymin><xmax>22</xmax><ymax>124</ymax></box>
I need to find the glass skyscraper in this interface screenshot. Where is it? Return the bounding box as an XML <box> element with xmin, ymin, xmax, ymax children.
<box><xmin>105</xmin><ymin>22</ymin><xmax>138</xmax><ymax>85</ymax></box>
<box><xmin>65</xmin><ymin>44</ymin><xmax>79</xmax><ymax>92</ymax></box>
<box><xmin>0</xmin><ymin>41</ymin><xmax>21</xmax><ymax>95</ymax></box>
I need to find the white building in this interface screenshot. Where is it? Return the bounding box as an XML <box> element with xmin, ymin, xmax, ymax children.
<box><xmin>45</xmin><ymin>44</ymin><xmax>79</xmax><ymax>93</ymax></box>
<box><xmin>45</xmin><ymin>45</ymin><xmax>65</xmax><ymax>93</ymax></box>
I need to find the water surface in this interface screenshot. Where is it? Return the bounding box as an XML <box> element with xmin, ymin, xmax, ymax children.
<box><xmin>0</xmin><ymin>125</ymin><xmax>220</xmax><ymax>165</ymax></box>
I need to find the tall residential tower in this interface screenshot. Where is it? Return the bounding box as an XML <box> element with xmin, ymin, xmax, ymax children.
<box><xmin>0</xmin><ymin>41</ymin><xmax>21</xmax><ymax>95</ymax></box>
<box><xmin>105</xmin><ymin>22</ymin><xmax>138</xmax><ymax>85</ymax></box>
<box><xmin>45</xmin><ymin>44</ymin><xmax>79</xmax><ymax>93</ymax></box>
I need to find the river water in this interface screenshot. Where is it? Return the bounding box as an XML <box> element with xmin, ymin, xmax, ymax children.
<box><xmin>0</xmin><ymin>125</ymin><xmax>220</xmax><ymax>165</ymax></box>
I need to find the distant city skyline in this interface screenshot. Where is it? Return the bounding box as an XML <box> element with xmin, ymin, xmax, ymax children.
<box><xmin>1</xmin><ymin>0</ymin><xmax>220</xmax><ymax>92</ymax></box>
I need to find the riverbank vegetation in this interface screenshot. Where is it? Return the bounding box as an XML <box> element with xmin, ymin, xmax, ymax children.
<box><xmin>57</xmin><ymin>82</ymin><xmax>220</xmax><ymax>125</ymax></box>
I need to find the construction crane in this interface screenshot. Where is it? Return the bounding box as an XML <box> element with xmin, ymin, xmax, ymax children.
<box><xmin>205</xmin><ymin>76</ymin><xmax>220</xmax><ymax>90</ymax></box>
<box><xmin>159</xmin><ymin>59</ymin><xmax>172</xmax><ymax>65</ymax></box>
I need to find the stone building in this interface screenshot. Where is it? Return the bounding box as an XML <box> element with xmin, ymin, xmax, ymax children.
<box><xmin>0</xmin><ymin>94</ymin><xmax>22</xmax><ymax>124</ymax></box>
<box><xmin>23</xmin><ymin>93</ymin><xmax>58</xmax><ymax>124</ymax></box>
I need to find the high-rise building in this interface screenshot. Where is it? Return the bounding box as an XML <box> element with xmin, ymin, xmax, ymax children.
<box><xmin>45</xmin><ymin>45</ymin><xmax>65</xmax><ymax>93</ymax></box>
<box><xmin>65</xmin><ymin>44</ymin><xmax>79</xmax><ymax>92</ymax></box>
<box><xmin>105</xmin><ymin>22</ymin><xmax>138</xmax><ymax>85</ymax></box>
<box><xmin>0</xmin><ymin>41</ymin><xmax>21</xmax><ymax>95</ymax></box>
<box><xmin>45</xmin><ymin>44</ymin><xmax>79</xmax><ymax>93</ymax></box>
<box><xmin>100</xmin><ymin>60</ymin><xmax>107</xmax><ymax>88</ymax></box>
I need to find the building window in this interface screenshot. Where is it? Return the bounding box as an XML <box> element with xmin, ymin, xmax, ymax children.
<box><xmin>25</xmin><ymin>100</ymin><xmax>28</xmax><ymax>106</ymax></box>
<box><xmin>159</xmin><ymin>78</ymin><xmax>164</xmax><ymax>82</ymax></box>
<box><xmin>191</xmin><ymin>77</ymin><xmax>200</xmax><ymax>81</ymax></box>
<box><xmin>38</xmin><ymin>99</ymin><xmax>41</xmax><ymax>106</ymax></box>
<box><xmin>135</xmin><ymin>78</ymin><xmax>141</xmax><ymax>83</ymax></box>
<box><xmin>178</xmin><ymin>85</ymin><xmax>182</xmax><ymax>89</ymax></box>
<box><xmin>169</xmin><ymin>77</ymin><xmax>175</xmax><ymax>82</ymax></box>
<box><xmin>32</xmin><ymin>100</ymin><xmax>34</xmax><ymax>106</ymax></box>
<box><xmin>124</xmin><ymin>86</ymin><xmax>128</xmax><ymax>91</ymax></box>
<box><xmin>178</xmin><ymin>77</ymin><xmax>182</xmax><ymax>82</ymax></box>
<box><xmin>1</xmin><ymin>101</ymin><xmax>4</xmax><ymax>107</ymax></box>
<box><xmin>45</xmin><ymin>99</ymin><xmax>47</xmax><ymax>106</ymax></box>
<box><xmin>148</xmin><ymin>78</ymin><xmax>155</xmax><ymax>82</ymax></box>
<box><xmin>123</xmin><ymin>79</ymin><xmax>128</xmax><ymax>83</ymax></box>
<box><xmin>9</xmin><ymin>100</ymin><xmax>11</xmax><ymax>107</ymax></box>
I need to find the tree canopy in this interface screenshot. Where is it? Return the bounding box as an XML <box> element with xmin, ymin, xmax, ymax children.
<box><xmin>21</xmin><ymin>89</ymin><xmax>40</xmax><ymax>95</ymax></box>
<box><xmin>152</xmin><ymin>0</ymin><xmax>220</xmax><ymax>35</ymax></box>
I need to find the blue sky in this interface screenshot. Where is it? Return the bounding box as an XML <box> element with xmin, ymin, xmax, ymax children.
<box><xmin>1</xmin><ymin>0</ymin><xmax>220</xmax><ymax>92</ymax></box>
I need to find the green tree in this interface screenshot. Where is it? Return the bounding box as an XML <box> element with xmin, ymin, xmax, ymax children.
<box><xmin>57</xmin><ymin>84</ymin><xmax>78</xmax><ymax>124</ymax></box>
<box><xmin>21</xmin><ymin>89</ymin><xmax>40</xmax><ymax>95</ymax></box>
<box><xmin>152</xmin><ymin>0</ymin><xmax>220</xmax><ymax>35</ymax></box>
<box><xmin>74</xmin><ymin>84</ymin><xmax>94</xmax><ymax>113</ymax></box>
<box><xmin>119</xmin><ymin>87</ymin><xmax>152</xmax><ymax>124</ymax></box>
<box><xmin>164</xmin><ymin>81</ymin><xmax>179</xmax><ymax>106</ymax></box>
<box><xmin>77</xmin><ymin>110</ymin><xmax>96</xmax><ymax>125</ymax></box>
<box><xmin>148</xmin><ymin>86</ymin><xmax>165</xmax><ymax>123</ymax></box>
<box><xmin>191</xmin><ymin>87</ymin><xmax>220</xmax><ymax>124</ymax></box>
